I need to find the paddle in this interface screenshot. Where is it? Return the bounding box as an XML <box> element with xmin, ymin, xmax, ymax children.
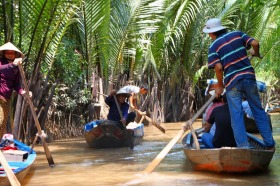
<box><xmin>29</xmin><ymin>135</ymin><xmax>38</xmax><ymax>154</ymax></box>
<box><xmin>113</xmin><ymin>95</ymin><xmax>125</xmax><ymax>126</ymax></box>
<box><xmin>0</xmin><ymin>150</ymin><xmax>21</xmax><ymax>186</ymax></box>
<box><xmin>113</xmin><ymin>95</ymin><xmax>134</xmax><ymax>149</ymax></box>
<box><xmin>142</xmin><ymin>93</ymin><xmax>216</xmax><ymax>174</ymax></box>
<box><xmin>133</xmin><ymin>108</ymin><xmax>165</xmax><ymax>133</ymax></box>
<box><xmin>18</xmin><ymin>63</ymin><xmax>55</xmax><ymax>167</ymax></box>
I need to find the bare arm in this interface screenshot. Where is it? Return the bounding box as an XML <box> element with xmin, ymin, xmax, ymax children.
<box><xmin>214</xmin><ymin>63</ymin><xmax>224</xmax><ymax>98</ymax></box>
<box><xmin>204</xmin><ymin>122</ymin><xmax>212</xmax><ymax>132</ymax></box>
<box><xmin>249</xmin><ymin>39</ymin><xmax>262</xmax><ymax>58</ymax></box>
<box><xmin>129</xmin><ymin>93</ymin><xmax>135</xmax><ymax>109</ymax></box>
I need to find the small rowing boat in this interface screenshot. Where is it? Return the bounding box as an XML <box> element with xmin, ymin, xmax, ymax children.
<box><xmin>84</xmin><ymin>120</ymin><xmax>144</xmax><ymax>149</ymax></box>
<box><xmin>0</xmin><ymin>139</ymin><xmax>36</xmax><ymax>185</ymax></box>
<box><xmin>244</xmin><ymin>113</ymin><xmax>272</xmax><ymax>133</ymax></box>
<box><xmin>182</xmin><ymin>128</ymin><xmax>275</xmax><ymax>173</ymax></box>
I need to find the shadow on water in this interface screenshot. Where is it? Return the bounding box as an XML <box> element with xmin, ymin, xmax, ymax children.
<box><xmin>21</xmin><ymin>114</ymin><xmax>280</xmax><ymax>186</ymax></box>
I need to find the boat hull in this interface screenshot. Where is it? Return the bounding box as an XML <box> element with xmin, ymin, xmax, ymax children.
<box><xmin>244</xmin><ymin>114</ymin><xmax>272</xmax><ymax>133</ymax></box>
<box><xmin>0</xmin><ymin>140</ymin><xmax>36</xmax><ymax>185</ymax></box>
<box><xmin>184</xmin><ymin>147</ymin><xmax>274</xmax><ymax>172</ymax></box>
<box><xmin>182</xmin><ymin>129</ymin><xmax>275</xmax><ymax>173</ymax></box>
<box><xmin>84</xmin><ymin>120</ymin><xmax>144</xmax><ymax>148</ymax></box>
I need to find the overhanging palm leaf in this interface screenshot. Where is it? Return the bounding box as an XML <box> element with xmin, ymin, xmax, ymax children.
<box><xmin>76</xmin><ymin>0</ymin><xmax>110</xmax><ymax>79</ymax></box>
<box><xmin>105</xmin><ymin>0</ymin><xmax>166</xmax><ymax>81</ymax></box>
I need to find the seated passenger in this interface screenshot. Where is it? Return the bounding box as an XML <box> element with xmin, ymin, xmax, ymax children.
<box><xmin>203</xmin><ymin>97</ymin><xmax>224</xmax><ymax>126</ymax></box>
<box><xmin>201</xmin><ymin>95</ymin><xmax>236</xmax><ymax>148</ymax></box>
<box><xmin>105</xmin><ymin>90</ymin><xmax>136</xmax><ymax>128</ymax></box>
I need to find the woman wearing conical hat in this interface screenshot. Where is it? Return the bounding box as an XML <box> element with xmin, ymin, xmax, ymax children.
<box><xmin>0</xmin><ymin>42</ymin><xmax>31</xmax><ymax>138</ymax></box>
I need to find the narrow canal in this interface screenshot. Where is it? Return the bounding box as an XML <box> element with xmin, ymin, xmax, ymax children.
<box><xmin>22</xmin><ymin>114</ymin><xmax>280</xmax><ymax>186</ymax></box>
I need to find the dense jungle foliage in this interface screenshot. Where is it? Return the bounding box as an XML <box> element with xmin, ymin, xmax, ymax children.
<box><xmin>0</xmin><ymin>0</ymin><xmax>279</xmax><ymax>143</ymax></box>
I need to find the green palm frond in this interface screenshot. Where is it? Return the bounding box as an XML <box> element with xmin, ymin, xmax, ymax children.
<box><xmin>104</xmin><ymin>0</ymin><xmax>166</xmax><ymax>79</ymax></box>
<box><xmin>147</xmin><ymin>0</ymin><xmax>205</xmax><ymax>84</ymax></box>
<box><xmin>81</xmin><ymin>0</ymin><xmax>110</xmax><ymax>67</ymax></box>
<box><xmin>164</xmin><ymin>0</ymin><xmax>204</xmax><ymax>56</ymax></box>
<box><xmin>17</xmin><ymin>0</ymin><xmax>79</xmax><ymax>80</ymax></box>
<box><xmin>255</xmin><ymin>8</ymin><xmax>280</xmax><ymax>74</ymax></box>
<box><xmin>44</xmin><ymin>3</ymin><xmax>79</xmax><ymax>71</ymax></box>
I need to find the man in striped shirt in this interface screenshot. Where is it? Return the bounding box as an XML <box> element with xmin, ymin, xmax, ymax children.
<box><xmin>203</xmin><ymin>18</ymin><xmax>275</xmax><ymax>150</ymax></box>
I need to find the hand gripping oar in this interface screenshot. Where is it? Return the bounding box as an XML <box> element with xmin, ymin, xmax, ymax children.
<box><xmin>143</xmin><ymin>93</ymin><xmax>216</xmax><ymax>174</ymax></box>
<box><xmin>0</xmin><ymin>150</ymin><xmax>21</xmax><ymax>186</ymax></box>
<box><xmin>18</xmin><ymin>63</ymin><xmax>55</xmax><ymax>167</ymax></box>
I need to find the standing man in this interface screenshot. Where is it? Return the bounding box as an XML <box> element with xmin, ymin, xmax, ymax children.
<box><xmin>118</xmin><ymin>84</ymin><xmax>148</xmax><ymax>110</ymax></box>
<box><xmin>203</xmin><ymin>18</ymin><xmax>275</xmax><ymax>150</ymax></box>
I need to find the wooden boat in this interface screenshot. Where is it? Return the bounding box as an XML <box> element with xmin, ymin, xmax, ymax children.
<box><xmin>0</xmin><ymin>139</ymin><xmax>36</xmax><ymax>185</ymax></box>
<box><xmin>245</xmin><ymin>113</ymin><xmax>272</xmax><ymax>133</ymax></box>
<box><xmin>267</xmin><ymin>106</ymin><xmax>280</xmax><ymax>113</ymax></box>
<box><xmin>84</xmin><ymin>120</ymin><xmax>144</xmax><ymax>149</ymax></box>
<box><xmin>182</xmin><ymin>128</ymin><xmax>275</xmax><ymax>173</ymax></box>
<box><xmin>244</xmin><ymin>115</ymin><xmax>258</xmax><ymax>133</ymax></box>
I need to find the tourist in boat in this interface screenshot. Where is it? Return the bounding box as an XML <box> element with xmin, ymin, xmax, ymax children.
<box><xmin>203</xmin><ymin>18</ymin><xmax>275</xmax><ymax>150</ymax></box>
<box><xmin>118</xmin><ymin>83</ymin><xmax>148</xmax><ymax>110</ymax></box>
<box><xmin>201</xmin><ymin>95</ymin><xmax>236</xmax><ymax>148</ymax></box>
<box><xmin>105</xmin><ymin>90</ymin><xmax>136</xmax><ymax>128</ymax></box>
<box><xmin>203</xmin><ymin>96</ymin><xmax>224</xmax><ymax>125</ymax></box>
<box><xmin>0</xmin><ymin>42</ymin><xmax>32</xmax><ymax>138</ymax></box>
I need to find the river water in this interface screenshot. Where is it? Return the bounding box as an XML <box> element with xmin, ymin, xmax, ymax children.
<box><xmin>22</xmin><ymin>114</ymin><xmax>280</xmax><ymax>186</ymax></box>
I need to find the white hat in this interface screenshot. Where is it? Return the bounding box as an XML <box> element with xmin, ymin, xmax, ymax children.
<box><xmin>203</xmin><ymin>18</ymin><xmax>226</xmax><ymax>33</ymax></box>
<box><xmin>116</xmin><ymin>88</ymin><xmax>131</xmax><ymax>96</ymax></box>
<box><xmin>0</xmin><ymin>42</ymin><xmax>25</xmax><ymax>58</ymax></box>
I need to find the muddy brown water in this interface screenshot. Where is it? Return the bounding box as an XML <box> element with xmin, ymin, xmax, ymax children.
<box><xmin>21</xmin><ymin>114</ymin><xmax>280</xmax><ymax>186</ymax></box>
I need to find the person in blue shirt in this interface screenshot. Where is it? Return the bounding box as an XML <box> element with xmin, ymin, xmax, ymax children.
<box><xmin>105</xmin><ymin>90</ymin><xmax>136</xmax><ymax>128</ymax></box>
<box><xmin>203</xmin><ymin>18</ymin><xmax>275</xmax><ymax>150</ymax></box>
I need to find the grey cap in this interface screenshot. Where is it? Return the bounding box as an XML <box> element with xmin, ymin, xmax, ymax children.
<box><xmin>140</xmin><ymin>83</ymin><xmax>148</xmax><ymax>90</ymax></box>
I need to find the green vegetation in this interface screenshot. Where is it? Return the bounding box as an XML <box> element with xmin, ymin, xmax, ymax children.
<box><xmin>0</xmin><ymin>0</ymin><xmax>278</xmax><ymax>141</ymax></box>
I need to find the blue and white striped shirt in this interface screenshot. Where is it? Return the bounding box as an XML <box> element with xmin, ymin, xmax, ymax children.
<box><xmin>207</xmin><ymin>31</ymin><xmax>256</xmax><ymax>90</ymax></box>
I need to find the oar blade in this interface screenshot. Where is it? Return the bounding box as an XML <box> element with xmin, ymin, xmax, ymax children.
<box><xmin>41</xmin><ymin>138</ymin><xmax>55</xmax><ymax>167</ymax></box>
<box><xmin>142</xmin><ymin>94</ymin><xmax>216</xmax><ymax>174</ymax></box>
<box><xmin>151</xmin><ymin>121</ymin><xmax>165</xmax><ymax>133</ymax></box>
<box><xmin>143</xmin><ymin>129</ymin><xmax>185</xmax><ymax>174</ymax></box>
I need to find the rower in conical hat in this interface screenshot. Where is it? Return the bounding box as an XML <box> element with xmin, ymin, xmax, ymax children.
<box><xmin>0</xmin><ymin>42</ymin><xmax>25</xmax><ymax>59</ymax></box>
<box><xmin>0</xmin><ymin>42</ymin><xmax>28</xmax><ymax>138</ymax></box>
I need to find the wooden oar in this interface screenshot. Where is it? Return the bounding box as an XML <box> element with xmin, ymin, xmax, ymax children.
<box><xmin>113</xmin><ymin>95</ymin><xmax>125</xmax><ymax>126</ymax></box>
<box><xmin>133</xmin><ymin>108</ymin><xmax>165</xmax><ymax>133</ymax></box>
<box><xmin>0</xmin><ymin>150</ymin><xmax>21</xmax><ymax>186</ymax></box>
<box><xmin>18</xmin><ymin>63</ymin><xmax>55</xmax><ymax>167</ymax></box>
<box><xmin>29</xmin><ymin>135</ymin><xmax>38</xmax><ymax>154</ymax></box>
<box><xmin>113</xmin><ymin>95</ymin><xmax>134</xmax><ymax>149</ymax></box>
<box><xmin>143</xmin><ymin>93</ymin><xmax>216</xmax><ymax>174</ymax></box>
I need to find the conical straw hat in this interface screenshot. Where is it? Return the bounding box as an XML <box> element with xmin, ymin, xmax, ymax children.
<box><xmin>117</xmin><ymin>88</ymin><xmax>131</xmax><ymax>97</ymax></box>
<box><xmin>0</xmin><ymin>42</ymin><xmax>24</xmax><ymax>58</ymax></box>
